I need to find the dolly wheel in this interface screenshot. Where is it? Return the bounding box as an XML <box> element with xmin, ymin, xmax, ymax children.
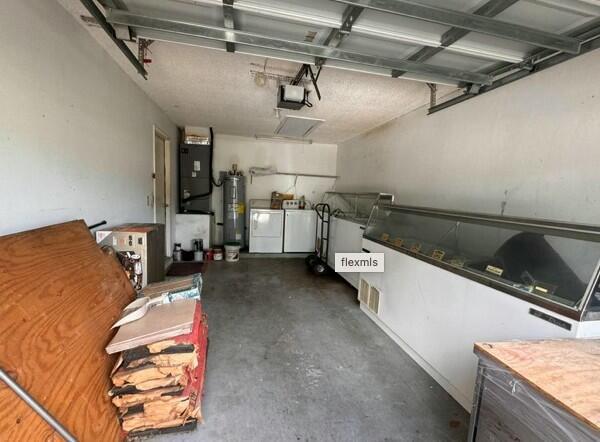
<box><xmin>305</xmin><ymin>254</ymin><xmax>319</xmax><ymax>267</ymax></box>
<box><xmin>312</xmin><ymin>262</ymin><xmax>328</xmax><ymax>275</ymax></box>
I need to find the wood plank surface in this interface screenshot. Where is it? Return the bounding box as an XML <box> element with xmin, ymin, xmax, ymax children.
<box><xmin>106</xmin><ymin>300</ymin><xmax>196</xmax><ymax>354</ymax></box>
<box><xmin>0</xmin><ymin>220</ymin><xmax>135</xmax><ymax>441</ymax></box>
<box><xmin>474</xmin><ymin>339</ymin><xmax>600</xmax><ymax>431</ymax></box>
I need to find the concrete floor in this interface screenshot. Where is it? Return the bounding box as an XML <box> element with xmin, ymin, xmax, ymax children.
<box><xmin>154</xmin><ymin>258</ymin><xmax>468</xmax><ymax>442</ymax></box>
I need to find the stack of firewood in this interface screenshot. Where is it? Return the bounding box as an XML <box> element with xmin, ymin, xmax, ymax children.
<box><xmin>106</xmin><ymin>278</ymin><xmax>208</xmax><ymax>438</ymax></box>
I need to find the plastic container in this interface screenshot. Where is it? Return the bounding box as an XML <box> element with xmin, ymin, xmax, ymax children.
<box><xmin>173</xmin><ymin>243</ymin><xmax>182</xmax><ymax>262</ymax></box>
<box><xmin>224</xmin><ymin>242</ymin><xmax>240</xmax><ymax>262</ymax></box>
<box><xmin>193</xmin><ymin>239</ymin><xmax>204</xmax><ymax>262</ymax></box>
<box><xmin>213</xmin><ymin>248</ymin><xmax>223</xmax><ymax>261</ymax></box>
<box><xmin>181</xmin><ymin>249</ymin><xmax>195</xmax><ymax>261</ymax></box>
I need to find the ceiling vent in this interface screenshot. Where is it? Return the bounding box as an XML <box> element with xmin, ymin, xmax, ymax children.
<box><xmin>274</xmin><ymin>116</ymin><xmax>324</xmax><ymax>139</ymax></box>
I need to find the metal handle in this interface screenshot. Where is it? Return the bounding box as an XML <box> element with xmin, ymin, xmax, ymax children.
<box><xmin>0</xmin><ymin>368</ymin><xmax>77</xmax><ymax>442</ymax></box>
<box><xmin>87</xmin><ymin>220</ymin><xmax>107</xmax><ymax>230</ymax></box>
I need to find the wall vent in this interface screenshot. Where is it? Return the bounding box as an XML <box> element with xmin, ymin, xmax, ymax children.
<box><xmin>368</xmin><ymin>286</ymin><xmax>380</xmax><ymax>314</ymax></box>
<box><xmin>359</xmin><ymin>278</ymin><xmax>369</xmax><ymax>303</ymax></box>
<box><xmin>359</xmin><ymin>278</ymin><xmax>380</xmax><ymax>315</ymax></box>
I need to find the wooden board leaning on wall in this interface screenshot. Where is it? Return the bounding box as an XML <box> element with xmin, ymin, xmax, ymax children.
<box><xmin>0</xmin><ymin>220</ymin><xmax>135</xmax><ymax>441</ymax></box>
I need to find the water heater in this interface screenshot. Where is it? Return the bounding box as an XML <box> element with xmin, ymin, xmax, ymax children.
<box><xmin>221</xmin><ymin>168</ymin><xmax>246</xmax><ymax>248</ymax></box>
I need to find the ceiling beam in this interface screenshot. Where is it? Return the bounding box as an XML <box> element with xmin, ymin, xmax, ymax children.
<box><xmin>429</xmin><ymin>19</ymin><xmax>600</xmax><ymax>113</ymax></box>
<box><xmin>316</xmin><ymin>5</ymin><xmax>364</xmax><ymax>66</ymax></box>
<box><xmin>334</xmin><ymin>0</ymin><xmax>582</xmax><ymax>54</ymax></box>
<box><xmin>393</xmin><ymin>0</ymin><xmax>519</xmax><ymax>77</ymax></box>
<box><xmin>99</xmin><ymin>0</ymin><xmax>127</xmax><ymax>9</ymax></box>
<box><xmin>160</xmin><ymin>0</ymin><xmax>522</xmax><ymax>63</ymax></box>
<box><xmin>79</xmin><ymin>0</ymin><xmax>147</xmax><ymax>78</ymax></box>
<box><xmin>223</xmin><ymin>0</ymin><xmax>236</xmax><ymax>53</ymax></box>
<box><xmin>479</xmin><ymin>16</ymin><xmax>600</xmax><ymax>82</ymax></box>
<box><xmin>340</xmin><ymin>4</ymin><xmax>364</xmax><ymax>34</ymax></box>
<box><xmin>106</xmin><ymin>9</ymin><xmax>493</xmax><ymax>85</ymax></box>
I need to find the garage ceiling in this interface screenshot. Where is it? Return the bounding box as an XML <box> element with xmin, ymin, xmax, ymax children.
<box><xmin>58</xmin><ymin>0</ymin><xmax>600</xmax><ymax>142</ymax></box>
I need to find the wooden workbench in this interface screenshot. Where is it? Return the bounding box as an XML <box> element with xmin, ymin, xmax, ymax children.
<box><xmin>469</xmin><ymin>339</ymin><xmax>600</xmax><ymax>441</ymax></box>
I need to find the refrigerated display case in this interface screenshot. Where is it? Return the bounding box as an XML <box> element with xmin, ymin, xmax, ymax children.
<box><xmin>363</xmin><ymin>204</ymin><xmax>600</xmax><ymax>319</ymax></box>
<box><xmin>316</xmin><ymin>192</ymin><xmax>394</xmax><ymax>288</ymax></box>
<box><xmin>321</xmin><ymin>192</ymin><xmax>394</xmax><ymax>224</ymax></box>
<box><xmin>359</xmin><ymin>203</ymin><xmax>600</xmax><ymax>410</ymax></box>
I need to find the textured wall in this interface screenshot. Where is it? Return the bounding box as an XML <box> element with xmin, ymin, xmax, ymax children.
<box><xmin>209</xmin><ymin>134</ymin><xmax>338</xmax><ymax>244</ymax></box>
<box><xmin>335</xmin><ymin>50</ymin><xmax>600</xmax><ymax>224</ymax></box>
<box><xmin>0</xmin><ymin>0</ymin><xmax>178</xmax><ymax>237</ymax></box>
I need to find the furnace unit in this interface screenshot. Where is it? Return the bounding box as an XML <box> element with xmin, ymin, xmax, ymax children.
<box><xmin>179</xmin><ymin>140</ymin><xmax>212</xmax><ymax>214</ymax></box>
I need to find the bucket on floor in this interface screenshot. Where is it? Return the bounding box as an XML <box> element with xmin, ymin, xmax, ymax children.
<box><xmin>224</xmin><ymin>242</ymin><xmax>240</xmax><ymax>262</ymax></box>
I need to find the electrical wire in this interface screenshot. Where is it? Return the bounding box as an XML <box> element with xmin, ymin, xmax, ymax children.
<box><xmin>304</xmin><ymin>90</ymin><xmax>313</xmax><ymax>108</ymax></box>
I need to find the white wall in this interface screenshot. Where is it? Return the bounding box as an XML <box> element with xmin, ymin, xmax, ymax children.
<box><xmin>0</xmin><ymin>0</ymin><xmax>178</xmax><ymax>240</ymax></box>
<box><xmin>210</xmin><ymin>134</ymin><xmax>338</xmax><ymax>244</ymax></box>
<box><xmin>336</xmin><ymin>50</ymin><xmax>600</xmax><ymax>224</ymax></box>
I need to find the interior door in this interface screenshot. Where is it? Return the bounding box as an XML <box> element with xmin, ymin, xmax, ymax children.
<box><xmin>154</xmin><ymin>134</ymin><xmax>167</xmax><ymax>225</ymax></box>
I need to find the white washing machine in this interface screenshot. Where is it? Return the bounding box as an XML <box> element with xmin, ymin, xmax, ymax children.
<box><xmin>249</xmin><ymin>208</ymin><xmax>284</xmax><ymax>253</ymax></box>
<box><xmin>284</xmin><ymin>209</ymin><xmax>317</xmax><ymax>253</ymax></box>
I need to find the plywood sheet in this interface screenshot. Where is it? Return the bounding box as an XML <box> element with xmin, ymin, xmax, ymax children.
<box><xmin>474</xmin><ymin>339</ymin><xmax>600</xmax><ymax>431</ymax></box>
<box><xmin>141</xmin><ymin>276</ymin><xmax>197</xmax><ymax>298</ymax></box>
<box><xmin>106</xmin><ymin>300</ymin><xmax>196</xmax><ymax>354</ymax></box>
<box><xmin>0</xmin><ymin>220</ymin><xmax>135</xmax><ymax>441</ymax></box>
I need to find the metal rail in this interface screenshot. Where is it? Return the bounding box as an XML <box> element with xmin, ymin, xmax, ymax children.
<box><xmin>222</xmin><ymin>0</ymin><xmax>236</xmax><ymax>53</ymax></box>
<box><xmin>324</xmin><ymin>191</ymin><xmax>390</xmax><ymax>197</ymax></box>
<box><xmin>429</xmin><ymin>19</ymin><xmax>600</xmax><ymax>113</ymax></box>
<box><xmin>335</xmin><ymin>0</ymin><xmax>581</xmax><ymax>54</ymax></box>
<box><xmin>0</xmin><ymin>368</ymin><xmax>77</xmax><ymax>442</ymax></box>
<box><xmin>79</xmin><ymin>0</ymin><xmax>147</xmax><ymax>79</ymax></box>
<box><xmin>316</xmin><ymin>5</ymin><xmax>364</xmax><ymax>66</ymax></box>
<box><xmin>276</xmin><ymin>172</ymin><xmax>338</xmax><ymax>179</ymax></box>
<box><xmin>106</xmin><ymin>9</ymin><xmax>493</xmax><ymax>85</ymax></box>
<box><xmin>393</xmin><ymin>0</ymin><xmax>519</xmax><ymax>78</ymax></box>
<box><xmin>380</xmin><ymin>204</ymin><xmax>600</xmax><ymax>242</ymax></box>
<box><xmin>159</xmin><ymin>0</ymin><xmax>519</xmax><ymax>63</ymax></box>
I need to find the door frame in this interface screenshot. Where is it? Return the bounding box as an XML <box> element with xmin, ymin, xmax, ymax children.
<box><xmin>153</xmin><ymin>125</ymin><xmax>171</xmax><ymax>256</ymax></box>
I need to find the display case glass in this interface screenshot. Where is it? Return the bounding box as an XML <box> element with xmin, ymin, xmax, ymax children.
<box><xmin>320</xmin><ymin>192</ymin><xmax>394</xmax><ymax>224</ymax></box>
<box><xmin>364</xmin><ymin>204</ymin><xmax>600</xmax><ymax>320</ymax></box>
